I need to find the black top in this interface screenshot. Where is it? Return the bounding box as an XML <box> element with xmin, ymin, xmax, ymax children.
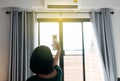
<box><xmin>27</xmin><ymin>65</ymin><xmax>62</xmax><ymax>81</ymax></box>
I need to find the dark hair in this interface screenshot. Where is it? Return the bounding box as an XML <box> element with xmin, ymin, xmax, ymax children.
<box><xmin>30</xmin><ymin>45</ymin><xmax>54</xmax><ymax>74</ymax></box>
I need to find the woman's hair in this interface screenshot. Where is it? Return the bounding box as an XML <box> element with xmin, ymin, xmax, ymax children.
<box><xmin>30</xmin><ymin>45</ymin><xmax>54</xmax><ymax>74</ymax></box>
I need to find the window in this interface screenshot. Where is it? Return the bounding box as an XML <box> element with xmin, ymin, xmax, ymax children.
<box><xmin>63</xmin><ymin>22</ymin><xmax>82</xmax><ymax>54</ymax></box>
<box><xmin>35</xmin><ymin>18</ymin><xmax>104</xmax><ymax>81</ymax></box>
<box><xmin>39</xmin><ymin>22</ymin><xmax>59</xmax><ymax>55</ymax></box>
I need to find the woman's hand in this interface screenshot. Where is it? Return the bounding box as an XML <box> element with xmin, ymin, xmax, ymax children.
<box><xmin>54</xmin><ymin>41</ymin><xmax>61</xmax><ymax>51</ymax></box>
<box><xmin>53</xmin><ymin>41</ymin><xmax>61</xmax><ymax>66</ymax></box>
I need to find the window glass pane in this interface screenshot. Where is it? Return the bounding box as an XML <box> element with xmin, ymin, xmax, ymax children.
<box><xmin>64</xmin><ymin>56</ymin><xmax>83</xmax><ymax>81</ymax></box>
<box><xmin>83</xmin><ymin>22</ymin><xmax>104</xmax><ymax>81</ymax></box>
<box><xmin>63</xmin><ymin>22</ymin><xmax>82</xmax><ymax>55</ymax></box>
<box><xmin>39</xmin><ymin>22</ymin><xmax>59</xmax><ymax>55</ymax></box>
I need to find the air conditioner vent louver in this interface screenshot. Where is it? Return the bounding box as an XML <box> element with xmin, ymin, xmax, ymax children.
<box><xmin>47</xmin><ymin>5</ymin><xmax>78</xmax><ymax>9</ymax></box>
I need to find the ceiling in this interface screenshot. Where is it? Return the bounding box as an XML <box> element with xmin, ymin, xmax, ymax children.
<box><xmin>0</xmin><ymin>0</ymin><xmax>120</xmax><ymax>11</ymax></box>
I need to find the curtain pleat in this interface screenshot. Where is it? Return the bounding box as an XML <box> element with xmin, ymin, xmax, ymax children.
<box><xmin>8</xmin><ymin>11</ymin><xmax>35</xmax><ymax>81</ymax></box>
<box><xmin>90</xmin><ymin>8</ymin><xmax>117</xmax><ymax>81</ymax></box>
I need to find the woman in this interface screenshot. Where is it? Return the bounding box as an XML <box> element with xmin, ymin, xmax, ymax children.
<box><xmin>27</xmin><ymin>41</ymin><xmax>62</xmax><ymax>81</ymax></box>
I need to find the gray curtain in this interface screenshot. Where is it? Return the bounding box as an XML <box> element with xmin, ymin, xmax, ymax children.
<box><xmin>8</xmin><ymin>11</ymin><xmax>35</xmax><ymax>81</ymax></box>
<box><xmin>90</xmin><ymin>8</ymin><xmax>117</xmax><ymax>81</ymax></box>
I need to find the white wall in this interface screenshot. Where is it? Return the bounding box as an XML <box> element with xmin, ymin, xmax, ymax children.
<box><xmin>0</xmin><ymin>0</ymin><xmax>44</xmax><ymax>9</ymax></box>
<box><xmin>0</xmin><ymin>8</ymin><xmax>10</xmax><ymax>81</ymax></box>
<box><xmin>112</xmin><ymin>9</ymin><xmax>120</xmax><ymax>77</ymax></box>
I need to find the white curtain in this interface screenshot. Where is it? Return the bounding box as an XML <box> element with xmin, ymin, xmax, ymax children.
<box><xmin>90</xmin><ymin>8</ymin><xmax>117</xmax><ymax>81</ymax></box>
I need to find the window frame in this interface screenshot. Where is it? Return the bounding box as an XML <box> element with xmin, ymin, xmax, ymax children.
<box><xmin>37</xmin><ymin>18</ymin><xmax>90</xmax><ymax>81</ymax></box>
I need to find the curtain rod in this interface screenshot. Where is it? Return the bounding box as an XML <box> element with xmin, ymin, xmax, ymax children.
<box><xmin>36</xmin><ymin>11</ymin><xmax>90</xmax><ymax>14</ymax></box>
<box><xmin>6</xmin><ymin>11</ymin><xmax>11</xmax><ymax>14</ymax></box>
<box><xmin>6</xmin><ymin>11</ymin><xmax>114</xmax><ymax>14</ymax></box>
<box><xmin>36</xmin><ymin>11</ymin><xmax>114</xmax><ymax>14</ymax></box>
<box><xmin>5</xmin><ymin>11</ymin><xmax>90</xmax><ymax>14</ymax></box>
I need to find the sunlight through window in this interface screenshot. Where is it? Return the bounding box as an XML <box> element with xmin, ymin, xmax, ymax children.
<box><xmin>36</xmin><ymin>19</ymin><xmax>104</xmax><ymax>81</ymax></box>
<box><xmin>63</xmin><ymin>22</ymin><xmax>82</xmax><ymax>54</ymax></box>
<box><xmin>39</xmin><ymin>22</ymin><xmax>59</xmax><ymax>55</ymax></box>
